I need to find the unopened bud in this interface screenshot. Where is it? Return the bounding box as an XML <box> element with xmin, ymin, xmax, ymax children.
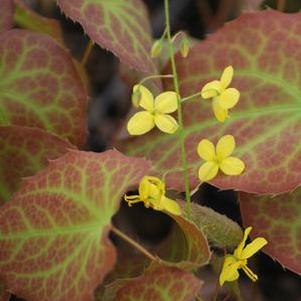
<box><xmin>180</xmin><ymin>36</ymin><xmax>190</xmax><ymax>58</ymax></box>
<box><xmin>151</xmin><ymin>40</ymin><xmax>163</xmax><ymax>58</ymax></box>
<box><xmin>132</xmin><ymin>87</ymin><xmax>142</xmax><ymax>107</ymax></box>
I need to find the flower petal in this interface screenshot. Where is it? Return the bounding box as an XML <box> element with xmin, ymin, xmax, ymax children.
<box><xmin>162</xmin><ymin>197</ymin><xmax>181</xmax><ymax>215</ymax></box>
<box><xmin>133</xmin><ymin>84</ymin><xmax>154</xmax><ymax>111</ymax></box>
<box><xmin>197</xmin><ymin>139</ymin><xmax>216</xmax><ymax>161</ymax></box>
<box><xmin>198</xmin><ymin>161</ymin><xmax>219</xmax><ymax>182</ymax></box>
<box><xmin>219</xmin><ymin>255</ymin><xmax>240</xmax><ymax>286</ymax></box>
<box><xmin>201</xmin><ymin>80</ymin><xmax>222</xmax><ymax>99</ymax></box>
<box><xmin>219</xmin><ymin>157</ymin><xmax>245</xmax><ymax>176</ymax></box>
<box><xmin>216</xmin><ymin>135</ymin><xmax>235</xmax><ymax>161</ymax></box>
<box><xmin>220</xmin><ymin>66</ymin><xmax>233</xmax><ymax>88</ymax></box>
<box><xmin>234</xmin><ymin>226</ymin><xmax>252</xmax><ymax>258</ymax></box>
<box><xmin>212</xmin><ymin>99</ymin><xmax>228</xmax><ymax>122</ymax></box>
<box><xmin>218</xmin><ymin>88</ymin><xmax>240</xmax><ymax>109</ymax></box>
<box><xmin>127</xmin><ymin>111</ymin><xmax>155</xmax><ymax>135</ymax></box>
<box><xmin>154</xmin><ymin>114</ymin><xmax>178</xmax><ymax>134</ymax></box>
<box><xmin>241</xmin><ymin>237</ymin><xmax>268</xmax><ymax>259</ymax></box>
<box><xmin>155</xmin><ymin>91</ymin><xmax>178</xmax><ymax>113</ymax></box>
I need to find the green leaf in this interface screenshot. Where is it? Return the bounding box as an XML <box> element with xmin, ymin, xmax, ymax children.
<box><xmin>0</xmin><ymin>29</ymin><xmax>87</xmax><ymax>146</ymax></box>
<box><xmin>14</xmin><ymin>0</ymin><xmax>64</xmax><ymax>44</ymax></box>
<box><xmin>103</xmin><ymin>264</ymin><xmax>203</xmax><ymax>301</ymax></box>
<box><xmin>0</xmin><ymin>0</ymin><xmax>13</xmax><ymax>32</ymax></box>
<box><xmin>122</xmin><ymin>10</ymin><xmax>301</xmax><ymax>194</ymax></box>
<box><xmin>160</xmin><ymin>211</ymin><xmax>211</xmax><ymax>269</ymax></box>
<box><xmin>240</xmin><ymin>189</ymin><xmax>301</xmax><ymax>275</ymax></box>
<box><xmin>0</xmin><ymin>125</ymin><xmax>75</xmax><ymax>205</ymax></box>
<box><xmin>187</xmin><ymin>202</ymin><xmax>243</xmax><ymax>250</ymax></box>
<box><xmin>0</xmin><ymin>150</ymin><xmax>151</xmax><ymax>301</ymax></box>
<box><xmin>57</xmin><ymin>0</ymin><xmax>157</xmax><ymax>74</ymax></box>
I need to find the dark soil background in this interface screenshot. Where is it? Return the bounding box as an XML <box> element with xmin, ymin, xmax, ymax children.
<box><xmin>11</xmin><ymin>0</ymin><xmax>301</xmax><ymax>300</ymax></box>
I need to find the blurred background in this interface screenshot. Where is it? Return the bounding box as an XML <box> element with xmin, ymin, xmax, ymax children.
<box><xmin>12</xmin><ymin>0</ymin><xmax>301</xmax><ymax>300</ymax></box>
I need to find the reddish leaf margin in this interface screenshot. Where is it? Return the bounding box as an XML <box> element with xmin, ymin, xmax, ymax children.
<box><xmin>240</xmin><ymin>190</ymin><xmax>301</xmax><ymax>275</ymax></box>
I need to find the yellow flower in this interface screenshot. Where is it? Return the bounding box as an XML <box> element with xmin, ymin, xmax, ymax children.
<box><xmin>201</xmin><ymin>66</ymin><xmax>240</xmax><ymax>122</ymax></box>
<box><xmin>127</xmin><ymin>85</ymin><xmax>179</xmax><ymax>135</ymax></box>
<box><xmin>219</xmin><ymin>227</ymin><xmax>268</xmax><ymax>286</ymax></box>
<box><xmin>124</xmin><ymin>176</ymin><xmax>181</xmax><ymax>215</ymax></box>
<box><xmin>197</xmin><ymin>135</ymin><xmax>245</xmax><ymax>182</ymax></box>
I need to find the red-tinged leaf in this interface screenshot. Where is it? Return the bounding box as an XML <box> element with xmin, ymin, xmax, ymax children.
<box><xmin>0</xmin><ymin>150</ymin><xmax>151</xmax><ymax>301</ymax></box>
<box><xmin>161</xmin><ymin>212</ymin><xmax>211</xmax><ymax>269</ymax></box>
<box><xmin>240</xmin><ymin>190</ymin><xmax>301</xmax><ymax>275</ymax></box>
<box><xmin>123</xmin><ymin>11</ymin><xmax>301</xmax><ymax>194</ymax></box>
<box><xmin>57</xmin><ymin>0</ymin><xmax>157</xmax><ymax>74</ymax></box>
<box><xmin>103</xmin><ymin>264</ymin><xmax>203</xmax><ymax>301</ymax></box>
<box><xmin>0</xmin><ymin>125</ymin><xmax>75</xmax><ymax>205</ymax></box>
<box><xmin>0</xmin><ymin>0</ymin><xmax>13</xmax><ymax>32</ymax></box>
<box><xmin>14</xmin><ymin>0</ymin><xmax>64</xmax><ymax>44</ymax></box>
<box><xmin>0</xmin><ymin>29</ymin><xmax>87</xmax><ymax>146</ymax></box>
<box><xmin>0</xmin><ymin>281</ymin><xmax>9</xmax><ymax>301</ymax></box>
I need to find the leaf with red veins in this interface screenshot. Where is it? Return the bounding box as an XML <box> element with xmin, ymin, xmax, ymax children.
<box><xmin>0</xmin><ymin>29</ymin><xmax>87</xmax><ymax>146</ymax></box>
<box><xmin>103</xmin><ymin>264</ymin><xmax>203</xmax><ymax>301</ymax></box>
<box><xmin>240</xmin><ymin>190</ymin><xmax>301</xmax><ymax>275</ymax></box>
<box><xmin>0</xmin><ymin>125</ymin><xmax>75</xmax><ymax>205</ymax></box>
<box><xmin>57</xmin><ymin>0</ymin><xmax>157</xmax><ymax>74</ymax></box>
<box><xmin>0</xmin><ymin>281</ymin><xmax>9</xmax><ymax>301</ymax></box>
<box><xmin>123</xmin><ymin>11</ymin><xmax>301</xmax><ymax>194</ymax></box>
<box><xmin>14</xmin><ymin>0</ymin><xmax>64</xmax><ymax>44</ymax></box>
<box><xmin>0</xmin><ymin>0</ymin><xmax>13</xmax><ymax>32</ymax></box>
<box><xmin>0</xmin><ymin>150</ymin><xmax>151</xmax><ymax>301</ymax></box>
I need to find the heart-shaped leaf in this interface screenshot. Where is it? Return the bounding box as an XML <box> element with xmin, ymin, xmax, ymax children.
<box><xmin>57</xmin><ymin>0</ymin><xmax>157</xmax><ymax>74</ymax></box>
<box><xmin>240</xmin><ymin>189</ymin><xmax>301</xmax><ymax>275</ymax></box>
<box><xmin>0</xmin><ymin>125</ymin><xmax>75</xmax><ymax>205</ymax></box>
<box><xmin>103</xmin><ymin>264</ymin><xmax>203</xmax><ymax>301</ymax></box>
<box><xmin>123</xmin><ymin>11</ymin><xmax>301</xmax><ymax>194</ymax></box>
<box><xmin>0</xmin><ymin>29</ymin><xmax>87</xmax><ymax>146</ymax></box>
<box><xmin>14</xmin><ymin>0</ymin><xmax>64</xmax><ymax>44</ymax></box>
<box><xmin>0</xmin><ymin>0</ymin><xmax>13</xmax><ymax>32</ymax></box>
<box><xmin>0</xmin><ymin>150</ymin><xmax>151</xmax><ymax>301</ymax></box>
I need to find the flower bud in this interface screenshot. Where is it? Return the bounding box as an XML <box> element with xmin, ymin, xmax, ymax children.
<box><xmin>180</xmin><ymin>36</ymin><xmax>190</xmax><ymax>58</ymax></box>
<box><xmin>131</xmin><ymin>87</ymin><xmax>142</xmax><ymax>107</ymax></box>
<box><xmin>150</xmin><ymin>40</ymin><xmax>163</xmax><ymax>58</ymax></box>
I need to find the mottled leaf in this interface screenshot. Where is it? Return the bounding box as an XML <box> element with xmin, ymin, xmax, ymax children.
<box><xmin>0</xmin><ymin>281</ymin><xmax>9</xmax><ymax>301</ymax></box>
<box><xmin>241</xmin><ymin>0</ymin><xmax>263</xmax><ymax>11</ymax></box>
<box><xmin>240</xmin><ymin>190</ymin><xmax>301</xmax><ymax>275</ymax></box>
<box><xmin>57</xmin><ymin>0</ymin><xmax>157</xmax><ymax>74</ymax></box>
<box><xmin>161</xmin><ymin>211</ymin><xmax>211</xmax><ymax>269</ymax></box>
<box><xmin>0</xmin><ymin>125</ymin><xmax>75</xmax><ymax>205</ymax></box>
<box><xmin>14</xmin><ymin>0</ymin><xmax>64</xmax><ymax>44</ymax></box>
<box><xmin>0</xmin><ymin>29</ymin><xmax>87</xmax><ymax>146</ymax></box>
<box><xmin>0</xmin><ymin>0</ymin><xmax>13</xmax><ymax>32</ymax></box>
<box><xmin>0</xmin><ymin>150</ymin><xmax>151</xmax><ymax>301</ymax></box>
<box><xmin>187</xmin><ymin>202</ymin><xmax>243</xmax><ymax>249</ymax></box>
<box><xmin>103</xmin><ymin>264</ymin><xmax>203</xmax><ymax>301</ymax></box>
<box><xmin>123</xmin><ymin>11</ymin><xmax>301</xmax><ymax>194</ymax></box>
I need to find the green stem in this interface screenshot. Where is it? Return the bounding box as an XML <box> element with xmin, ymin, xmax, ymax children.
<box><xmin>164</xmin><ymin>0</ymin><xmax>191</xmax><ymax>217</ymax></box>
<box><xmin>182</xmin><ymin>91</ymin><xmax>203</xmax><ymax>102</ymax></box>
<box><xmin>139</xmin><ymin>74</ymin><xmax>174</xmax><ymax>85</ymax></box>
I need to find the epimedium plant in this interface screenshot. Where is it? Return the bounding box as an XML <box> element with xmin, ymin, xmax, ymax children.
<box><xmin>0</xmin><ymin>1</ymin><xmax>300</xmax><ymax>301</ymax></box>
